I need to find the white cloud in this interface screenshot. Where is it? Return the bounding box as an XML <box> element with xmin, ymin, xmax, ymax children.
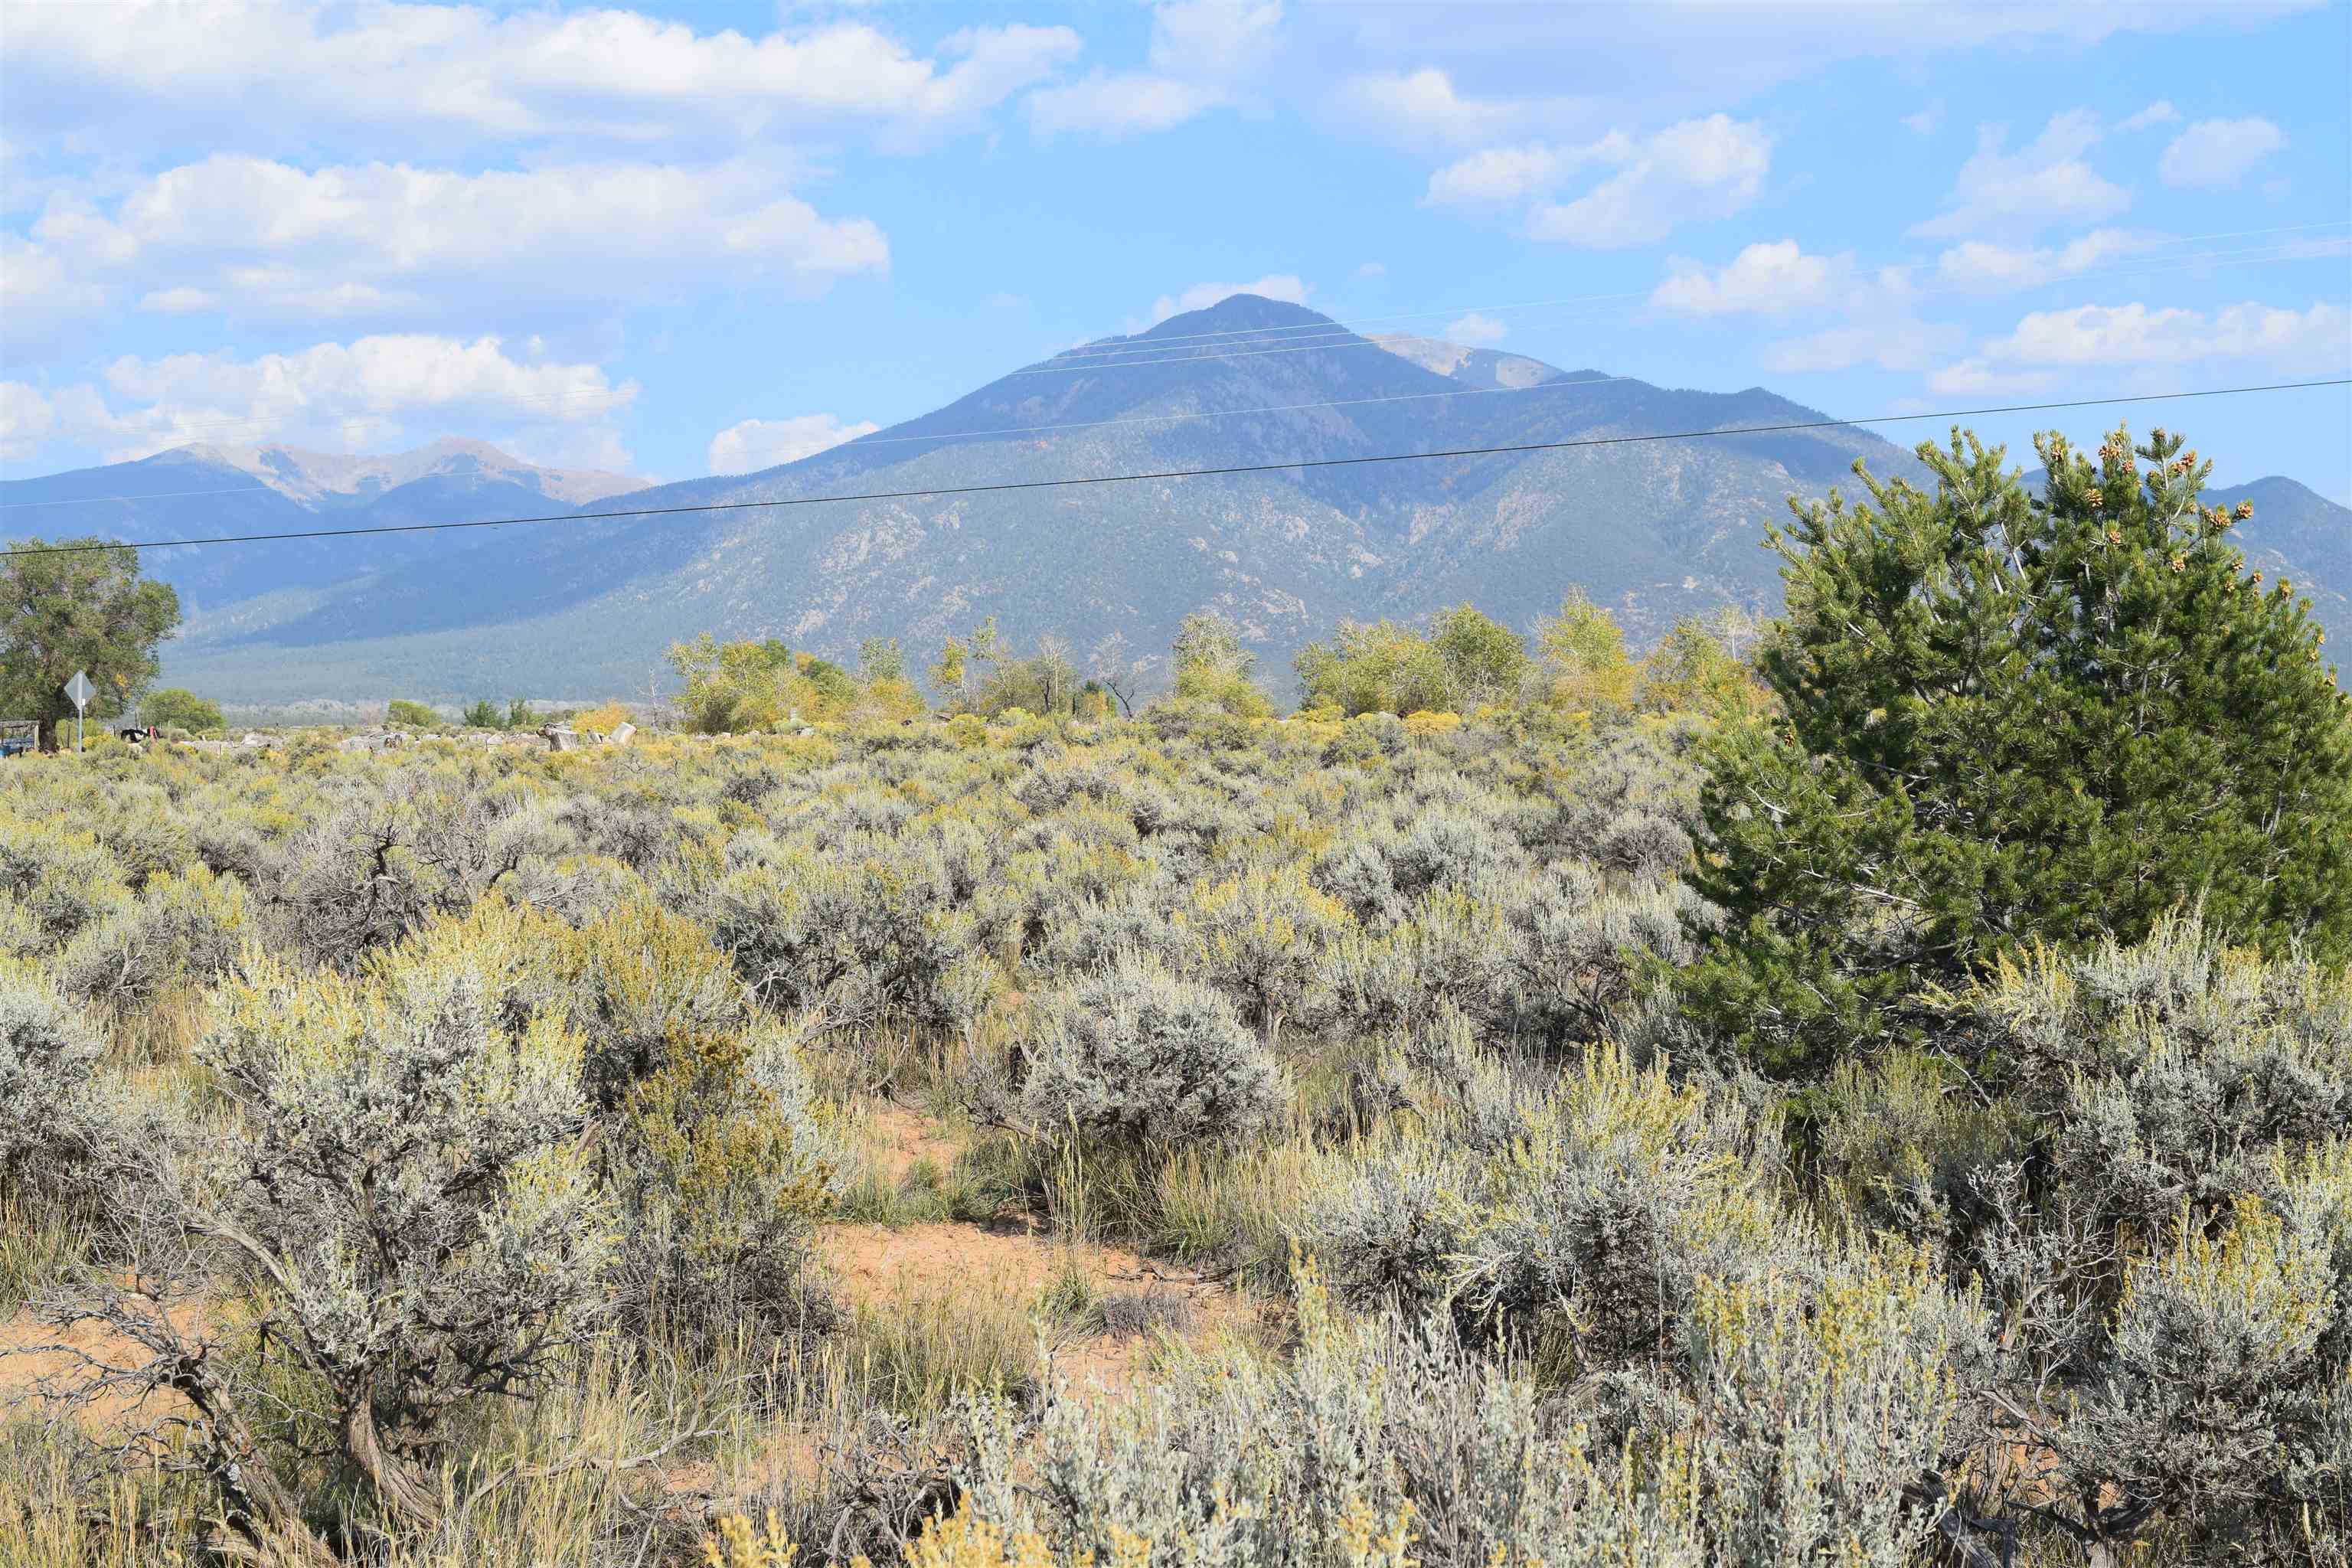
<box><xmin>2118</xmin><ymin>100</ymin><xmax>2181</xmax><ymax>132</ymax></box>
<box><xmin>5</xmin><ymin>3</ymin><xmax>1080</xmax><ymax>146</ymax></box>
<box><xmin>1931</xmin><ymin>228</ymin><xmax>2158</xmax><ymax>292</ymax></box>
<box><xmin>1645</xmin><ymin>240</ymin><xmax>1958</xmax><ymax>368</ymax></box>
<box><xmin>2158</xmin><ymin>118</ymin><xmax>2286</xmax><ymax>187</ymax></box>
<box><xmin>1922</xmin><ymin>361</ymin><xmax>2063</xmax><ymax>399</ymax></box>
<box><xmin>1334</xmin><ymin>69</ymin><xmax>1526</xmax><ymax>147</ymax></box>
<box><xmin>4</xmin><ymin>335</ymin><xmax>638</xmax><ymax>469</ymax></box>
<box><xmin>1149</xmin><ymin>273</ymin><xmax>1311</xmax><ymax>321</ymax></box>
<box><xmin>0</xmin><ymin>380</ymin><xmax>60</xmax><ymax>463</ymax></box>
<box><xmin>1975</xmin><ymin>300</ymin><xmax>2350</xmax><ymax>372</ymax></box>
<box><xmin>1426</xmin><ymin>136</ymin><xmax>1628</xmax><ymax>207</ymax></box>
<box><xmin>1902</xmin><ymin>102</ymin><xmax>1944</xmax><ymax>137</ymax></box>
<box><xmin>1446</xmin><ymin>312</ymin><xmax>1506</xmax><ymax>345</ymax></box>
<box><xmin>1527</xmin><ymin>115</ymin><xmax>1771</xmax><ymax>248</ymax></box>
<box><xmin>1023</xmin><ymin>1</ymin><xmax>1279</xmax><ymax>141</ymax></box>
<box><xmin>708</xmin><ymin>413</ymin><xmax>880</xmax><ymax>474</ymax></box>
<box><xmin>1027</xmin><ymin>74</ymin><xmax>1229</xmax><ymax>137</ymax></box>
<box><xmin>1355</xmin><ymin>261</ymin><xmax>1387</xmax><ymax>278</ymax></box>
<box><xmin>1762</xmin><ymin>319</ymin><xmax>1962</xmax><ymax>374</ymax></box>
<box><xmin>1912</xmin><ymin>109</ymin><xmax>2128</xmax><ymax>239</ymax></box>
<box><xmin>2</xmin><ymin>155</ymin><xmax>889</xmax><ymax>337</ymax></box>
<box><xmin>1148</xmin><ymin>0</ymin><xmax>1283</xmax><ymax>77</ymax></box>
<box><xmin>1650</xmin><ymin>240</ymin><xmax>1851</xmax><ymax>317</ymax></box>
<box><xmin>1307</xmin><ymin>5</ymin><xmax>2308</xmax><ymax>131</ymax></box>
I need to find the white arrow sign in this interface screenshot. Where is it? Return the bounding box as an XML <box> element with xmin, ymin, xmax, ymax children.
<box><xmin>65</xmin><ymin>670</ymin><xmax>94</xmax><ymax>711</ymax></box>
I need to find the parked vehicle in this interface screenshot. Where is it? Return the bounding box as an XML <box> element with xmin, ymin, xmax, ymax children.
<box><xmin>0</xmin><ymin>720</ymin><xmax>37</xmax><ymax>759</ymax></box>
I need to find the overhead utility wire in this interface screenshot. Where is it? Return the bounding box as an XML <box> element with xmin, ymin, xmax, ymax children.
<box><xmin>2</xmin><ymin>372</ymin><xmax>1653</xmax><ymax>511</ymax></box>
<box><xmin>14</xmin><ymin>223</ymin><xmax>2342</xmax><ymax>462</ymax></box>
<box><xmin>1018</xmin><ymin>240</ymin><xmax>2352</xmax><ymax>377</ymax></box>
<box><xmin>11</xmin><ymin>234</ymin><xmax>2347</xmax><ymax>510</ymax></box>
<box><xmin>1039</xmin><ymin>220</ymin><xmax>2352</xmax><ymax>360</ymax></box>
<box><xmin>6</xmin><ymin>379</ymin><xmax>2344</xmax><ymax>560</ymax></box>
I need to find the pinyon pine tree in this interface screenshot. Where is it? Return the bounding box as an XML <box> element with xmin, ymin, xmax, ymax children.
<box><xmin>1683</xmin><ymin>424</ymin><xmax>2352</xmax><ymax>1078</ymax></box>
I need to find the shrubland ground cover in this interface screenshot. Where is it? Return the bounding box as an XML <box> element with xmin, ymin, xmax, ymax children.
<box><xmin>1</xmin><ymin>428</ymin><xmax>2347</xmax><ymax>1567</ymax></box>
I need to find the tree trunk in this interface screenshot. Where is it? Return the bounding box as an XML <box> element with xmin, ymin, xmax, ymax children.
<box><xmin>341</xmin><ymin>1387</ymin><xmax>448</xmax><ymax>1537</ymax></box>
<box><xmin>163</xmin><ymin>1346</ymin><xmax>341</xmax><ymax>1568</ymax></box>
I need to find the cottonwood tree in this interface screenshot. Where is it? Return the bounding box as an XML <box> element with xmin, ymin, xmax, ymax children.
<box><xmin>0</xmin><ymin>538</ymin><xmax>180</xmax><ymax>750</ymax></box>
<box><xmin>1684</xmin><ymin>425</ymin><xmax>2352</xmax><ymax>1078</ymax></box>
<box><xmin>1086</xmin><ymin>630</ymin><xmax>1157</xmax><ymax>716</ymax></box>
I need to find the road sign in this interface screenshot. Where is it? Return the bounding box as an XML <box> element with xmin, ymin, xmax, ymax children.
<box><xmin>64</xmin><ymin>671</ymin><xmax>94</xmax><ymax>754</ymax></box>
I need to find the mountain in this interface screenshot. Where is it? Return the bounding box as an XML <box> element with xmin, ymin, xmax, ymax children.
<box><xmin>0</xmin><ymin>439</ymin><xmax>650</xmax><ymax>624</ymax></box>
<box><xmin>2014</xmin><ymin>468</ymin><xmax>2351</xmax><ymax>650</ymax></box>
<box><xmin>7</xmin><ymin>296</ymin><xmax>2344</xmax><ymax>706</ymax></box>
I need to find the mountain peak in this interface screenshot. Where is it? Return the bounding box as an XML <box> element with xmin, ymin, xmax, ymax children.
<box><xmin>1142</xmin><ymin>292</ymin><xmax>1338</xmax><ymax>338</ymax></box>
<box><xmin>157</xmin><ymin>437</ymin><xmax>645</xmax><ymax>506</ymax></box>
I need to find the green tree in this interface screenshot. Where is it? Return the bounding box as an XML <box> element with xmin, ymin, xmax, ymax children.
<box><xmin>857</xmin><ymin>636</ymin><xmax>907</xmax><ymax>684</ymax></box>
<box><xmin>461</xmin><ymin>699</ymin><xmax>504</xmax><ymax>730</ymax></box>
<box><xmin>141</xmin><ymin>688</ymin><xmax>224</xmax><ymax>733</ymax></box>
<box><xmin>1681</xmin><ymin>426</ymin><xmax>2352</xmax><ymax>1079</ymax></box>
<box><xmin>1295</xmin><ymin>619</ymin><xmax>1456</xmax><ymax>716</ymax></box>
<box><xmin>928</xmin><ymin>636</ymin><xmax>969</xmax><ymax>708</ymax></box>
<box><xmin>505</xmin><ymin>697</ymin><xmax>537</xmax><ymax>730</ymax></box>
<box><xmin>0</xmin><ymin>538</ymin><xmax>181</xmax><ymax>750</ymax></box>
<box><xmin>1429</xmin><ymin>603</ymin><xmax>1531</xmax><ymax>708</ymax></box>
<box><xmin>1639</xmin><ymin>612</ymin><xmax>1768</xmax><ymax>722</ymax></box>
<box><xmin>1172</xmin><ymin>609</ymin><xmax>1254</xmax><ymax>680</ymax></box>
<box><xmin>1170</xmin><ymin>609</ymin><xmax>1272</xmax><ymax>717</ymax></box>
<box><xmin>1534</xmin><ymin>589</ymin><xmax>1638</xmax><ymax>711</ymax></box>
<box><xmin>387</xmin><ymin>700</ymin><xmax>439</xmax><ymax>727</ymax></box>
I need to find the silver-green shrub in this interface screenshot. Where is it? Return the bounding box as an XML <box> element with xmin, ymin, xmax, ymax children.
<box><xmin>1020</xmin><ymin>950</ymin><xmax>1282</xmax><ymax>1152</ymax></box>
<box><xmin>0</xmin><ymin>957</ymin><xmax>111</xmax><ymax>1204</ymax></box>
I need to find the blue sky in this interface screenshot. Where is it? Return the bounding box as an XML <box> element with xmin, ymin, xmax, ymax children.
<box><xmin>4</xmin><ymin>0</ymin><xmax>2347</xmax><ymax>499</ymax></box>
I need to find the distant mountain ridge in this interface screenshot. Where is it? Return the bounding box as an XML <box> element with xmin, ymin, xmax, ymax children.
<box><xmin>179</xmin><ymin>436</ymin><xmax>647</xmax><ymax>508</ymax></box>
<box><xmin>4</xmin><ymin>295</ymin><xmax>2343</xmax><ymax>705</ymax></box>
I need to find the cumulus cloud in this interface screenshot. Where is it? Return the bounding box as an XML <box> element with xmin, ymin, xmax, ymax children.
<box><xmin>1426</xmin><ymin>116</ymin><xmax>1766</xmax><ymax>247</ymax></box>
<box><xmin>1148</xmin><ymin>0</ymin><xmax>1283</xmax><ymax>77</ymax></box>
<box><xmin>1650</xmin><ymin>240</ymin><xmax>1851</xmax><ymax>317</ymax></box>
<box><xmin>4</xmin><ymin>2</ymin><xmax>1080</xmax><ymax>147</ymax></box>
<box><xmin>1149</xmin><ymin>273</ymin><xmax>1311</xmax><ymax>321</ymax></box>
<box><xmin>1912</xmin><ymin>109</ymin><xmax>2128</xmax><ymax>239</ymax></box>
<box><xmin>708</xmin><ymin>413</ymin><xmax>880</xmax><ymax>475</ymax></box>
<box><xmin>1446</xmin><ymin>312</ymin><xmax>1506</xmax><ymax>345</ymax></box>
<box><xmin>1761</xmin><ymin>319</ymin><xmax>1963</xmax><ymax>374</ymax></box>
<box><xmin>1926</xmin><ymin>299</ymin><xmax>2350</xmax><ymax>396</ymax></box>
<box><xmin>1027</xmin><ymin>74</ymin><xmax>1230</xmax><ymax>136</ymax></box>
<box><xmin>1645</xmin><ymin>239</ymin><xmax>1960</xmax><ymax>371</ymax></box>
<box><xmin>2</xmin><ymin>155</ymin><xmax>889</xmax><ymax>338</ymax></box>
<box><xmin>0</xmin><ymin>380</ymin><xmax>61</xmax><ymax>463</ymax></box>
<box><xmin>3</xmin><ymin>335</ymin><xmax>638</xmax><ymax>469</ymax></box>
<box><xmin>1527</xmin><ymin>116</ymin><xmax>1771</xmax><ymax>248</ymax></box>
<box><xmin>1426</xmin><ymin>136</ymin><xmax>1628</xmax><ymax>207</ymax></box>
<box><xmin>2118</xmin><ymin>100</ymin><xmax>2182</xmax><ymax>132</ymax></box>
<box><xmin>1023</xmin><ymin>1</ymin><xmax>1280</xmax><ymax>140</ymax></box>
<box><xmin>1334</xmin><ymin>69</ymin><xmax>1527</xmax><ymax>147</ymax></box>
<box><xmin>1922</xmin><ymin>361</ymin><xmax>2063</xmax><ymax>399</ymax></box>
<box><xmin>1931</xmin><ymin>229</ymin><xmax>2159</xmax><ymax>292</ymax></box>
<box><xmin>2158</xmin><ymin>118</ymin><xmax>2286</xmax><ymax>186</ymax></box>
<box><xmin>1975</xmin><ymin>299</ymin><xmax>2349</xmax><ymax>371</ymax></box>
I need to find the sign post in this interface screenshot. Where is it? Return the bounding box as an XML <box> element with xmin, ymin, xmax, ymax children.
<box><xmin>64</xmin><ymin>670</ymin><xmax>94</xmax><ymax>755</ymax></box>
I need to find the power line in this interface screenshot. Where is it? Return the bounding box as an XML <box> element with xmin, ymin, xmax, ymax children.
<box><xmin>15</xmin><ymin>230</ymin><xmax>2350</xmax><ymax>510</ymax></box>
<box><xmin>7</xmin><ymin>378</ymin><xmax>2343</xmax><ymax>560</ymax></box>
<box><xmin>1038</xmin><ymin>220</ymin><xmax>2352</xmax><ymax>361</ymax></box>
<box><xmin>6</xmin><ymin>223</ymin><xmax>2343</xmax><ymax>469</ymax></box>
<box><xmin>1017</xmin><ymin>240</ymin><xmax>2351</xmax><ymax>377</ymax></box>
<box><xmin>7</xmin><ymin>371</ymin><xmax>1654</xmax><ymax>509</ymax></box>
